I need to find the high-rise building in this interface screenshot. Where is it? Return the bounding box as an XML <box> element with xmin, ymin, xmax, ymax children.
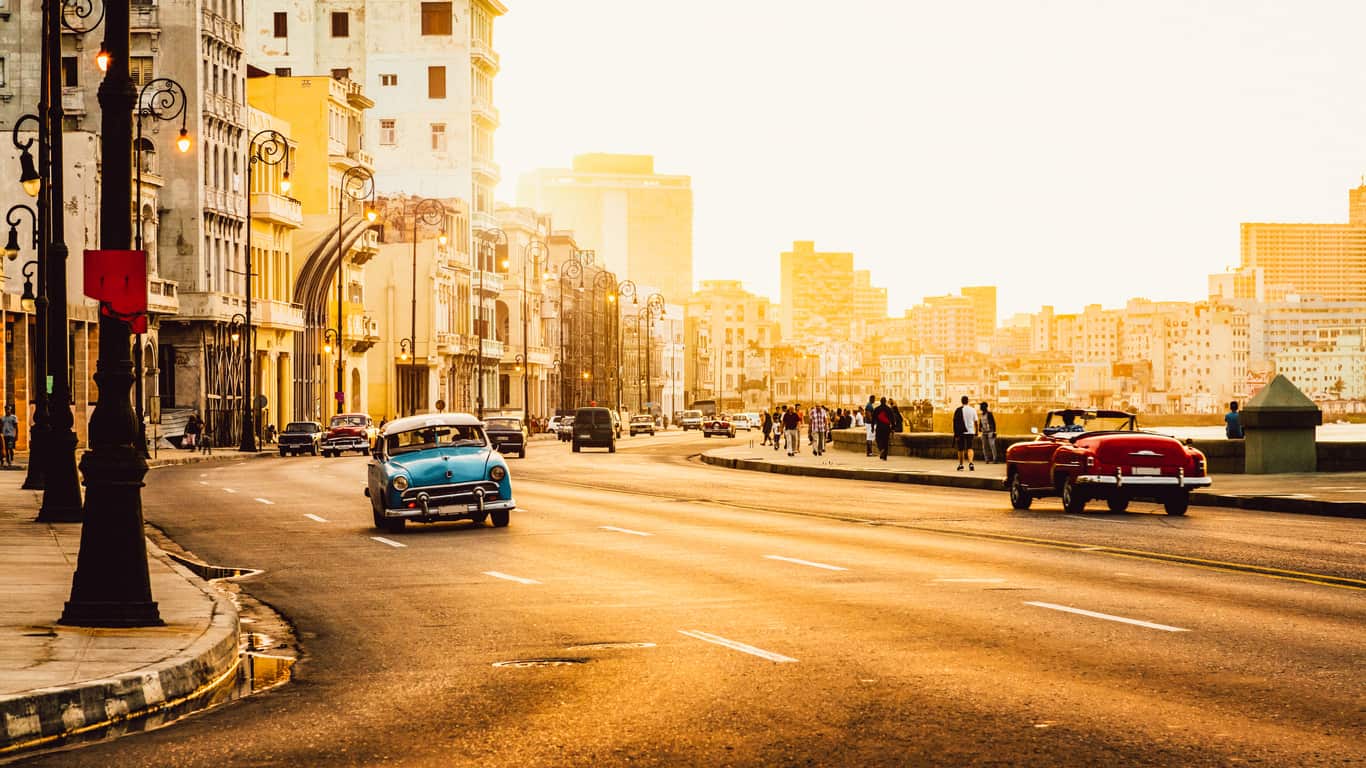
<box><xmin>1226</xmin><ymin>184</ymin><xmax>1366</xmax><ymax>302</ymax></box>
<box><xmin>853</xmin><ymin>270</ymin><xmax>888</xmax><ymax>322</ymax></box>
<box><xmin>960</xmin><ymin>285</ymin><xmax>998</xmax><ymax>350</ymax></box>
<box><xmin>518</xmin><ymin>154</ymin><xmax>694</xmax><ymax>303</ymax></box>
<box><xmin>244</xmin><ymin>0</ymin><xmax>505</xmax><ymax>229</ymax></box>
<box><xmin>908</xmin><ymin>295</ymin><xmax>976</xmax><ymax>357</ymax></box>
<box><xmin>779</xmin><ymin>241</ymin><xmax>854</xmax><ymax>341</ymax></box>
<box><xmin>685</xmin><ymin>281</ymin><xmax>779</xmax><ymax>411</ymax></box>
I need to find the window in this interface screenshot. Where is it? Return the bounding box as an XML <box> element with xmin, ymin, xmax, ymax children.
<box><xmin>274</xmin><ymin>67</ymin><xmax>292</xmax><ymax>77</ymax></box>
<box><xmin>427</xmin><ymin>66</ymin><xmax>445</xmax><ymax>99</ymax></box>
<box><xmin>61</xmin><ymin>56</ymin><xmax>77</xmax><ymax>87</ymax></box>
<box><xmin>430</xmin><ymin>123</ymin><xmax>446</xmax><ymax>153</ymax></box>
<box><xmin>379</xmin><ymin>119</ymin><xmax>396</xmax><ymax>146</ymax></box>
<box><xmin>420</xmin><ymin>2</ymin><xmax>452</xmax><ymax>35</ymax></box>
<box><xmin>331</xmin><ymin>67</ymin><xmax>350</xmax><ymax>81</ymax></box>
<box><xmin>272</xmin><ymin>11</ymin><xmax>287</xmax><ymax>37</ymax></box>
<box><xmin>380</xmin><ymin>73</ymin><xmax>397</xmax><ymax>86</ymax></box>
<box><xmin>331</xmin><ymin>11</ymin><xmax>348</xmax><ymax>37</ymax></box>
<box><xmin>0</xmin><ymin>57</ymin><xmax>6</xmax><ymax>88</ymax></box>
<box><xmin>129</xmin><ymin>56</ymin><xmax>153</xmax><ymax>88</ymax></box>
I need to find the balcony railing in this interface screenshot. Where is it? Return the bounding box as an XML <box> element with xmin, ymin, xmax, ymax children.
<box><xmin>203</xmin><ymin>94</ymin><xmax>242</xmax><ymax>124</ymax></box>
<box><xmin>249</xmin><ymin>192</ymin><xmax>302</xmax><ymax>228</ymax></box>
<box><xmin>203</xmin><ymin>186</ymin><xmax>243</xmax><ymax>217</ymax></box>
<box><xmin>201</xmin><ymin>7</ymin><xmax>241</xmax><ymax>46</ymax></box>
<box><xmin>61</xmin><ymin>87</ymin><xmax>85</xmax><ymax>114</ymax></box>
<box><xmin>481</xmin><ymin>338</ymin><xmax>503</xmax><ymax>359</ymax></box>
<box><xmin>470</xmin><ymin>38</ymin><xmax>500</xmax><ymax>71</ymax></box>
<box><xmin>255</xmin><ymin>300</ymin><xmax>306</xmax><ymax>331</ymax></box>
<box><xmin>472</xmin><ymin>157</ymin><xmax>500</xmax><ymax>183</ymax></box>
<box><xmin>472</xmin><ymin>98</ymin><xmax>500</xmax><ymax>126</ymax></box>
<box><xmin>131</xmin><ymin>4</ymin><xmax>159</xmax><ymax>28</ymax></box>
<box><xmin>147</xmin><ymin>277</ymin><xmax>178</xmax><ymax>315</ymax></box>
<box><xmin>473</xmin><ymin>270</ymin><xmax>503</xmax><ymax>295</ymax></box>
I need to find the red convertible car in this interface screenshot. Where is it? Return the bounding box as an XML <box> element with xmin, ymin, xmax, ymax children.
<box><xmin>1004</xmin><ymin>409</ymin><xmax>1210</xmax><ymax>516</ymax></box>
<box><xmin>702</xmin><ymin>414</ymin><xmax>736</xmax><ymax>438</ymax></box>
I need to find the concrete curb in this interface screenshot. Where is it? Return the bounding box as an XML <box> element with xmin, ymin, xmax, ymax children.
<box><xmin>700</xmin><ymin>452</ymin><xmax>1366</xmax><ymax>519</ymax></box>
<box><xmin>0</xmin><ymin>541</ymin><xmax>241</xmax><ymax>757</ymax></box>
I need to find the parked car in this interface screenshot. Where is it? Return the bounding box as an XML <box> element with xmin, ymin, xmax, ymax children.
<box><xmin>365</xmin><ymin>413</ymin><xmax>514</xmax><ymax>533</ymax></box>
<box><xmin>572</xmin><ymin>406</ymin><xmax>616</xmax><ymax>453</ymax></box>
<box><xmin>484</xmin><ymin>416</ymin><xmax>527</xmax><ymax>458</ymax></box>
<box><xmin>703</xmin><ymin>414</ymin><xmax>737</xmax><ymax>438</ymax></box>
<box><xmin>1004</xmin><ymin>409</ymin><xmax>1211</xmax><ymax>516</ymax></box>
<box><xmin>678</xmin><ymin>409</ymin><xmax>704</xmax><ymax>431</ymax></box>
<box><xmin>322</xmin><ymin>413</ymin><xmax>377</xmax><ymax>457</ymax></box>
<box><xmin>556</xmin><ymin>415</ymin><xmax>575</xmax><ymax>442</ymax></box>
<box><xmin>277</xmin><ymin>421</ymin><xmax>323</xmax><ymax>456</ymax></box>
<box><xmin>732</xmin><ymin>412</ymin><xmax>760</xmax><ymax>431</ymax></box>
<box><xmin>546</xmin><ymin>415</ymin><xmax>566</xmax><ymax>434</ymax></box>
<box><xmin>610</xmin><ymin>410</ymin><xmax>623</xmax><ymax>439</ymax></box>
<box><xmin>629</xmin><ymin>415</ymin><xmax>656</xmax><ymax>436</ymax></box>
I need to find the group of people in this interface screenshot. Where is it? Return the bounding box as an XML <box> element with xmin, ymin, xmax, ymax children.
<box><xmin>951</xmin><ymin>396</ymin><xmax>1000</xmax><ymax>471</ymax></box>
<box><xmin>182</xmin><ymin>413</ymin><xmax>211</xmax><ymax>453</ymax></box>
<box><xmin>761</xmin><ymin>403</ymin><xmax>840</xmax><ymax>456</ymax></box>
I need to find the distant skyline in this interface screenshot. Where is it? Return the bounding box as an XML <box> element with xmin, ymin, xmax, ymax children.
<box><xmin>494</xmin><ymin>1</ymin><xmax>1366</xmax><ymax>319</ymax></box>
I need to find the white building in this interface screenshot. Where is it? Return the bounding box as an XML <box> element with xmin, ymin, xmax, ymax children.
<box><xmin>878</xmin><ymin>355</ymin><xmax>945</xmax><ymax>405</ymax></box>
<box><xmin>244</xmin><ymin>0</ymin><xmax>505</xmax><ymax>229</ymax></box>
<box><xmin>1273</xmin><ymin>332</ymin><xmax>1366</xmax><ymax>401</ymax></box>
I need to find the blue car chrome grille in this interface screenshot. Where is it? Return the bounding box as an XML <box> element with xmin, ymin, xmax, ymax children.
<box><xmin>400</xmin><ymin>480</ymin><xmax>500</xmax><ymax>506</ymax></box>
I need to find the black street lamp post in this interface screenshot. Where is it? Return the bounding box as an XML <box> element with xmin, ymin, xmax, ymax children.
<box><xmin>133</xmin><ymin>77</ymin><xmax>190</xmax><ymax>458</ymax></box>
<box><xmin>613</xmin><ymin>280</ymin><xmax>636</xmax><ymax>414</ymax></box>
<box><xmin>556</xmin><ymin>259</ymin><xmax>582</xmax><ymax>412</ymax></box>
<box><xmin>62</xmin><ymin>0</ymin><xmax>162</xmax><ymax>626</ymax></box>
<box><xmin>640</xmin><ymin>293</ymin><xmax>665</xmax><ymax>416</ymax></box>
<box><xmin>395</xmin><ymin>199</ymin><xmax>446</xmax><ymax>416</ymax></box>
<box><xmin>334</xmin><ymin>167</ymin><xmax>375</xmax><ymax>415</ymax></box>
<box><xmin>241</xmin><ymin>129</ymin><xmax>290</xmax><ymax>451</ymax></box>
<box><xmin>518</xmin><ymin>240</ymin><xmax>548</xmax><ymax>428</ymax></box>
<box><xmin>472</xmin><ymin>228</ymin><xmax>506</xmax><ymax>419</ymax></box>
<box><xmin>3</xmin><ymin>205</ymin><xmax>42</xmax><ymax>486</ymax></box>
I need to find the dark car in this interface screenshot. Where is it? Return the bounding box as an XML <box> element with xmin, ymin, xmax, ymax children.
<box><xmin>485</xmin><ymin>416</ymin><xmax>526</xmax><ymax>458</ymax></box>
<box><xmin>1005</xmin><ymin>409</ymin><xmax>1211</xmax><ymax>516</ymax></box>
<box><xmin>572</xmin><ymin>407</ymin><xmax>616</xmax><ymax>453</ymax></box>
<box><xmin>556</xmin><ymin>415</ymin><xmax>575</xmax><ymax>442</ymax></box>
<box><xmin>278</xmin><ymin>421</ymin><xmax>323</xmax><ymax>456</ymax></box>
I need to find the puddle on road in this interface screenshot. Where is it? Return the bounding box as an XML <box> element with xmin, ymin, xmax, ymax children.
<box><xmin>492</xmin><ymin>658</ymin><xmax>590</xmax><ymax>668</ymax></box>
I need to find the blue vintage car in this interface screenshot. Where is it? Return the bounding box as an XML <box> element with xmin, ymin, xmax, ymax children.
<box><xmin>365</xmin><ymin>413</ymin><xmax>515</xmax><ymax>532</ymax></box>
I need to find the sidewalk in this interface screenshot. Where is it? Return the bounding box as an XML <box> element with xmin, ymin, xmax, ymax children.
<box><xmin>701</xmin><ymin>443</ymin><xmax>1366</xmax><ymax>519</ymax></box>
<box><xmin>0</xmin><ymin>461</ymin><xmax>242</xmax><ymax>757</ymax></box>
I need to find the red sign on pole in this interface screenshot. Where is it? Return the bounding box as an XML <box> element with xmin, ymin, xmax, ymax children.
<box><xmin>335</xmin><ymin>391</ymin><xmax>345</xmax><ymax>402</ymax></box>
<box><xmin>83</xmin><ymin>249</ymin><xmax>148</xmax><ymax>333</ymax></box>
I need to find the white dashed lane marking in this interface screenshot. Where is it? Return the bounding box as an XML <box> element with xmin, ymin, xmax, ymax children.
<box><xmin>933</xmin><ymin>578</ymin><xmax>1006</xmax><ymax>584</ymax></box>
<box><xmin>763</xmin><ymin>555</ymin><xmax>847</xmax><ymax>572</ymax></box>
<box><xmin>198</xmin><ymin>481</ymin><xmax>209</xmax><ymax>485</ymax></box>
<box><xmin>304</xmin><ymin>514</ymin><xmax>329</xmax><ymax>523</ymax></box>
<box><xmin>255</xmin><ymin>498</ymin><xmax>275</xmax><ymax>505</ymax></box>
<box><xmin>371</xmin><ymin>536</ymin><xmax>406</xmax><ymax>548</ymax></box>
<box><xmin>600</xmin><ymin>525</ymin><xmax>653</xmax><ymax>537</ymax></box>
<box><xmin>678</xmin><ymin>630</ymin><xmax>799</xmax><ymax>663</ymax></box>
<box><xmin>222</xmin><ymin>488</ymin><xmax>237</xmax><ymax>494</ymax></box>
<box><xmin>483</xmin><ymin>571</ymin><xmax>540</xmax><ymax>585</ymax></box>
<box><xmin>1025</xmin><ymin>601</ymin><xmax>1190</xmax><ymax>633</ymax></box>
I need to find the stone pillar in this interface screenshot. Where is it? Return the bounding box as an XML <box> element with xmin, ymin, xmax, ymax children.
<box><xmin>1242</xmin><ymin>374</ymin><xmax>1321</xmax><ymax>474</ymax></box>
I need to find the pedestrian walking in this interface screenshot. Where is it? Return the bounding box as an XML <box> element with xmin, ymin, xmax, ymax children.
<box><xmin>782</xmin><ymin>405</ymin><xmax>801</xmax><ymax>456</ymax></box>
<box><xmin>809</xmin><ymin>404</ymin><xmax>829</xmax><ymax>456</ymax></box>
<box><xmin>1224</xmin><ymin>401</ymin><xmax>1243</xmax><ymax>439</ymax></box>
<box><xmin>771</xmin><ymin>409</ymin><xmax>783</xmax><ymax>451</ymax></box>
<box><xmin>953</xmin><ymin>395</ymin><xmax>978</xmax><ymax>471</ymax></box>
<box><xmin>183</xmin><ymin>413</ymin><xmax>201</xmax><ymax>450</ymax></box>
<box><xmin>199</xmin><ymin>420</ymin><xmax>213</xmax><ymax>455</ymax></box>
<box><xmin>872</xmin><ymin>397</ymin><xmax>893</xmax><ymax>460</ymax></box>
<box><xmin>792</xmin><ymin>404</ymin><xmax>803</xmax><ymax>453</ymax></box>
<box><xmin>979</xmin><ymin>401</ymin><xmax>999</xmax><ymax>463</ymax></box>
<box><xmin>863</xmin><ymin>394</ymin><xmax>877</xmax><ymax>456</ymax></box>
<box><xmin>889</xmin><ymin>399</ymin><xmax>904</xmax><ymax>434</ymax></box>
<box><xmin>1</xmin><ymin>404</ymin><xmax>18</xmax><ymax>467</ymax></box>
<box><xmin>761</xmin><ymin>411</ymin><xmax>773</xmax><ymax>445</ymax></box>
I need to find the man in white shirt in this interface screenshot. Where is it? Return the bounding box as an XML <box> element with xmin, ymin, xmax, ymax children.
<box><xmin>952</xmin><ymin>395</ymin><xmax>978</xmax><ymax>471</ymax></box>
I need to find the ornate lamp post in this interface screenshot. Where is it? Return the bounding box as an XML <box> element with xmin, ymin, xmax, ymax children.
<box><xmin>334</xmin><ymin>167</ymin><xmax>376</xmax><ymax>415</ymax></box>
<box><xmin>513</xmin><ymin>353</ymin><xmax>525</xmax><ymax>419</ymax></box>
<box><xmin>394</xmin><ymin>199</ymin><xmax>446</xmax><ymax>417</ymax></box>
<box><xmin>518</xmin><ymin>240</ymin><xmax>549</xmax><ymax>428</ymax></box>
<box><xmin>239</xmin><ymin>128</ymin><xmax>290</xmax><ymax>451</ymax></box>
<box><xmin>639</xmin><ymin>293</ymin><xmax>665</xmax><ymax>416</ymax></box>
<box><xmin>556</xmin><ymin>259</ymin><xmax>582</xmax><ymax>411</ymax></box>
<box><xmin>472</xmin><ymin>227</ymin><xmax>506</xmax><ymax>419</ymax></box>
<box><xmin>613</xmin><ymin>280</ymin><xmax>636</xmax><ymax>413</ymax></box>
<box><xmin>4</xmin><ymin>205</ymin><xmax>42</xmax><ymax>488</ymax></box>
<box><xmin>133</xmin><ymin>77</ymin><xmax>191</xmax><ymax>456</ymax></box>
<box><xmin>63</xmin><ymin>0</ymin><xmax>162</xmax><ymax>626</ymax></box>
<box><xmin>551</xmin><ymin>358</ymin><xmax>562</xmax><ymax>414</ymax></box>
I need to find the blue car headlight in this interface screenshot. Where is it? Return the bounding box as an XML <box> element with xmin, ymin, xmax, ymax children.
<box><xmin>489</xmin><ymin>465</ymin><xmax>506</xmax><ymax>482</ymax></box>
<box><xmin>393</xmin><ymin>475</ymin><xmax>410</xmax><ymax>491</ymax></box>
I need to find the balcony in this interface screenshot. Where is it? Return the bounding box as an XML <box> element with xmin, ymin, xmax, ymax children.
<box><xmin>201</xmin><ymin>7</ymin><xmax>242</xmax><ymax>46</ymax></box>
<box><xmin>349</xmin><ymin>227</ymin><xmax>379</xmax><ymax>265</ymax></box>
<box><xmin>255</xmin><ymin>299</ymin><xmax>305</xmax><ymax>331</ymax></box>
<box><xmin>131</xmin><ymin>4</ymin><xmax>159</xmax><ymax>29</ymax></box>
<box><xmin>473</xmin><ymin>270</ymin><xmax>503</xmax><ymax>295</ymax></box>
<box><xmin>472</xmin><ymin>98</ymin><xmax>500</xmax><ymax>127</ymax></box>
<box><xmin>202</xmin><ymin>186</ymin><xmax>243</xmax><ymax>218</ymax></box>
<box><xmin>344</xmin><ymin>311</ymin><xmax>380</xmax><ymax>353</ymax></box>
<box><xmin>481</xmin><ymin>338</ymin><xmax>503</xmax><ymax>359</ymax></box>
<box><xmin>147</xmin><ymin>276</ymin><xmax>178</xmax><ymax>315</ymax></box>
<box><xmin>61</xmin><ymin>87</ymin><xmax>86</xmax><ymax>114</ymax></box>
<box><xmin>527</xmin><ymin>345</ymin><xmax>553</xmax><ymax>366</ymax></box>
<box><xmin>470</xmin><ymin>39</ymin><xmax>501</xmax><ymax>72</ymax></box>
<box><xmin>249</xmin><ymin>192</ymin><xmax>302</xmax><ymax>228</ymax></box>
<box><xmin>202</xmin><ymin>94</ymin><xmax>242</xmax><ymax>125</ymax></box>
<box><xmin>471</xmin><ymin>157</ymin><xmax>500</xmax><ymax>184</ymax></box>
<box><xmin>435</xmin><ymin>331</ymin><xmax>459</xmax><ymax>353</ymax></box>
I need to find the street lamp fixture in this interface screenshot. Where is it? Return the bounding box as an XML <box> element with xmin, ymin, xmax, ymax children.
<box><xmin>390</xmin><ymin>197</ymin><xmax>447</xmax><ymax>416</ymax></box>
<box><xmin>398</xmin><ymin>338</ymin><xmax>412</xmax><ymax>362</ymax></box>
<box><xmin>334</xmin><ymin>166</ymin><xmax>376</xmax><ymax>415</ymax></box>
<box><xmin>94</xmin><ymin>42</ymin><xmax>110</xmax><ymax>72</ymax></box>
<box><xmin>12</xmin><ymin>114</ymin><xmax>43</xmax><ymax>197</ymax></box>
<box><xmin>228</xmin><ymin>313</ymin><xmax>245</xmax><ymax>343</ymax></box>
<box><xmin>4</xmin><ymin>204</ymin><xmax>38</xmax><ymax>260</ymax></box>
<box><xmin>20</xmin><ymin>261</ymin><xmax>39</xmax><ymax>313</ymax></box>
<box><xmin>238</xmin><ymin>128</ymin><xmax>290</xmax><ymax>452</ymax></box>
<box><xmin>323</xmin><ymin>328</ymin><xmax>339</xmax><ymax>356</ymax></box>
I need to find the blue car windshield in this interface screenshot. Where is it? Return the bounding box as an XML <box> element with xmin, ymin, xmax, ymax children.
<box><xmin>386</xmin><ymin>425</ymin><xmax>486</xmax><ymax>455</ymax></box>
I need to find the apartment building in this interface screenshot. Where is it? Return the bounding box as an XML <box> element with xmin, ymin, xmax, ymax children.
<box><xmin>1228</xmin><ymin>183</ymin><xmax>1366</xmax><ymax>302</ymax></box>
<box><xmin>685</xmin><ymin>280</ymin><xmax>780</xmax><ymax>412</ymax></box>
<box><xmin>779</xmin><ymin>241</ymin><xmax>854</xmax><ymax>342</ymax></box>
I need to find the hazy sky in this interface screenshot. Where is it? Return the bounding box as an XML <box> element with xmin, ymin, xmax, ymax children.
<box><xmin>494</xmin><ymin>1</ymin><xmax>1366</xmax><ymax>319</ymax></box>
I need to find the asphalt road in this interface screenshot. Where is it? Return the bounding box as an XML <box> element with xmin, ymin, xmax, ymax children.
<box><xmin>20</xmin><ymin>429</ymin><xmax>1366</xmax><ymax>767</ymax></box>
